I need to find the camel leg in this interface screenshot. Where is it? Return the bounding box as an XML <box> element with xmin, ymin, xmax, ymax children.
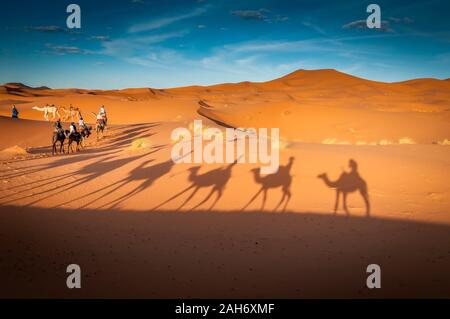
<box><xmin>208</xmin><ymin>189</ymin><xmax>222</xmax><ymax>210</ymax></box>
<box><xmin>273</xmin><ymin>192</ymin><xmax>286</xmax><ymax>212</ymax></box>
<box><xmin>334</xmin><ymin>190</ymin><xmax>340</xmax><ymax>214</ymax></box>
<box><xmin>191</xmin><ymin>188</ymin><xmax>216</xmax><ymax>210</ymax></box>
<box><xmin>282</xmin><ymin>190</ymin><xmax>291</xmax><ymax>213</ymax></box>
<box><xmin>177</xmin><ymin>186</ymin><xmax>200</xmax><ymax>210</ymax></box>
<box><xmin>60</xmin><ymin>141</ymin><xmax>65</xmax><ymax>154</ymax></box>
<box><xmin>261</xmin><ymin>189</ymin><xmax>267</xmax><ymax>211</ymax></box>
<box><xmin>360</xmin><ymin>189</ymin><xmax>371</xmax><ymax>217</ymax></box>
<box><xmin>152</xmin><ymin>185</ymin><xmax>195</xmax><ymax>210</ymax></box>
<box><xmin>241</xmin><ymin>187</ymin><xmax>263</xmax><ymax>211</ymax></box>
<box><xmin>343</xmin><ymin>192</ymin><xmax>349</xmax><ymax>216</ymax></box>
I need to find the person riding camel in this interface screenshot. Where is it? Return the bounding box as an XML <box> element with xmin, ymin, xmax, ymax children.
<box><xmin>54</xmin><ymin>118</ymin><xmax>63</xmax><ymax>134</ymax></box>
<box><xmin>99</xmin><ymin>105</ymin><xmax>107</xmax><ymax>125</ymax></box>
<box><xmin>96</xmin><ymin>112</ymin><xmax>104</xmax><ymax>125</ymax></box>
<box><xmin>68</xmin><ymin>121</ymin><xmax>78</xmax><ymax>138</ymax></box>
<box><xmin>79</xmin><ymin>116</ymin><xmax>89</xmax><ymax>132</ymax></box>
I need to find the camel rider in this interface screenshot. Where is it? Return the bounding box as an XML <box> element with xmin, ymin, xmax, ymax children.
<box><xmin>96</xmin><ymin>112</ymin><xmax>105</xmax><ymax>125</ymax></box>
<box><xmin>54</xmin><ymin>118</ymin><xmax>63</xmax><ymax>134</ymax></box>
<box><xmin>12</xmin><ymin>105</ymin><xmax>19</xmax><ymax>119</ymax></box>
<box><xmin>79</xmin><ymin>116</ymin><xmax>88</xmax><ymax>132</ymax></box>
<box><xmin>69</xmin><ymin>122</ymin><xmax>78</xmax><ymax>138</ymax></box>
<box><xmin>99</xmin><ymin>105</ymin><xmax>107</xmax><ymax>125</ymax></box>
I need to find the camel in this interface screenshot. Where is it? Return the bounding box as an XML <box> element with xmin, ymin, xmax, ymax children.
<box><xmin>32</xmin><ymin>105</ymin><xmax>60</xmax><ymax>121</ymax></box>
<box><xmin>153</xmin><ymin>161</ymin><xmax>237</xmax><ymax>211</ymax></box>
<box><xmin>65</xmin><ymin>130</ymin><xmax>82</xmax><ymax>153</ymax></box>
<box><xmin>52</xmin><ymin>130</ymin><xmax>65</xmax><ymax>155</ymax></box>
<box><xmin>79</xmin><ymin>126</ymin><xmax>92</xmax><ymax>147</ymax></box>
<box><xmin>317</xmin><ymin>159</ymin><xmax>370</xmax><ymax>217</ymax></box>
<box><xmin>242</xmin><ymin>157</ymin><xmax>294</xmax><ymax>212</ymax></box>
<box><xmin>91</xmin><ymin>112</ymin><xmax>107</xmax><ymax>140</ymax></box>
<box><xmin>59</xmin><ymin>105</ymin><xmax>81</xmax><ymax>122</ymax></box>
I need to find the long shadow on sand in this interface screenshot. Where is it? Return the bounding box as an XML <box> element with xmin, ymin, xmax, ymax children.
<box><xmin>153</xmin><ymin>161</ymin><xmax>238</xmax><ymax>211</ymax></box>
<box><xmin>1</xmin><ymin>205</ymin><xmax>449</xmax><ymax>299</ymax></box>
<box><xmin>1</xmin><ymin>147</ymin><xmax>165</xmax><ymax>206</ymax></box>
<box><xmin>65</xmin><ymin>158</ymin><xmax>176</xmax><ymax>209</ymax></box>
<box><xmin>242</xmin><ymin>157</ymin><xmax>295</xmax><ymax>212</ymax></box>
<box><xmin>0</xmin><ymin>123</ymin><xmax>159</xmax><ymax>177</ymax></box>
<box><xmin>317</xmin><ymin>159</ymin><xmax>371</xmax><ymax>217</ymax></box>
<box><xmin>0</xmin><ymin>123</ymin><xmax>162</xmax><ymax>203</ymax></box>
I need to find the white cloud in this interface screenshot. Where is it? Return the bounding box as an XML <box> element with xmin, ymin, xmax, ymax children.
<box><xmin>302</xmin><ymin>21</ymin><xmax>326</xmax><ymax>35</ymax></box>
<box><xmin>129</xmin><ymin>7</ymin><xmax>207</xmax><ymax>33</ymax></box>
<box><xmin>100</xmin><ymin>30</ymin><xmax>189</xmax><ymax>57</ymax></box>
<box><xmin>45</xmin><ymin>44</ymin><xmax>93</xmax><ymax>55</ymax></box>
<box><xmin>342</xmin><ymin>19</ymin><xmax>394</xmax><ymax>33</ymax></box>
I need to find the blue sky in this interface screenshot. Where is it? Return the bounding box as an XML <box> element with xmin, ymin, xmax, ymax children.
<box><xmin>0</xmin><ymin>0</ymin><xmax>449</xmax><ymax>89</ymax></box>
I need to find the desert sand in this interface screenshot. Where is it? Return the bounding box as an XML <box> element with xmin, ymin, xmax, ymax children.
<box><xmin>0</xmin><ymin>69</ymin><xmax>449</xmax><ymax>298</ymax></box>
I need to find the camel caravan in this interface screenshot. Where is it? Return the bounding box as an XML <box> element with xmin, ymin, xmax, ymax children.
<box><xmin>32</xmin><ymin>104</ymin><xmax>83</xmax><ymax>122</ymax></box>
<box><xmin>33</xmin><ymin>104</ymin><xmax>109</xmax><ymax>155</ymax></box>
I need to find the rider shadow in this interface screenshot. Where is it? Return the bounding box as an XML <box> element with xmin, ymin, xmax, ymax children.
<box><xmin>6</xmin><ymin>148</ymin><xmax>161</xmax><ymax>206</ymax></box>
<box><xmin>317</xmin><ymin>159</ymin><xmax>371</xmax><ymax>217</ymax></box>
<box><xmin>0</xmin><ymin>148</ymin><xmax>122</xmax><ymax>185</ymax></box>
<box><xmin>152</xmin><ymin>161</ymin><xmax>238</xmax><ymax>211</ymax></box>
<box><xmin>92</xmin><ymin>124</ymin><xmax>159</xmax><ymax>151</ymax></box>
<box><xmin>84</xmin><ymin>157</ymin><xmax>177</xmax><ymax>209</ymax></box>
<box><xmin>242</xmin><ymin>157</ymin><xmax>295</xmax><ymax>212</ymax></box>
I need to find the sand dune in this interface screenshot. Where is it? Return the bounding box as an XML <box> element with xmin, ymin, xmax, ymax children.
<box><xmin>1</xmin><ymin>69</ymin><xmax>449</xmax><ymax>144</ymax></box>
<box><xmin>0</xmin><ymin>69</ymin><xmax>449</xmax><ymax>298</ymax></box>
<box><xmin>0</xmin><ymin>116</ymin><xmax>54</xmax><ymax>152</ymax></box>
<box><xmin>0</xmin><ymin>118</ymin><xmax>448</xmax><ymax>223</ymax></box>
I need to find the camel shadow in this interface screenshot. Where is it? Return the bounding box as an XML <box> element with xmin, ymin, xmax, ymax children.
<box><xmin>153</xmin><ymin>161</ymin><xmax>238</xmax><ymax>211</ymax></box>
<box><xmin>2</xmin><ymin>146</ymin><xmax>164</xmax><ymax>206</ymax></box>
<box><xmin>23</xmin><ymin>152</ymin><xmax>157</xmax><ymax>206</ymax></box>
<box><xmin>242</xmin><ymin>157</ymin><xmax>295</xmax><ymax>212</ymax></box>
<box><xmin>85</xmin><ymin>158</ymin><xmax>176</xmax><ymax>209</ymax></box>
<box><xmin>0</xmin><ymin>123</ymin><xmax>158</xmax><ymax>182</ymax></box>
<box><xmin>317</xmin><ymin>159</ymin><xmax>370</xmax><ymax>217</ymax></box>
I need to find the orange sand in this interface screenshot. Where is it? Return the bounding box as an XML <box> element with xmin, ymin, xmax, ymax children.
<box><xmin>0</xmin><ymin>69</ymin><xmax>449</xmax><ymax>298</ymax></box>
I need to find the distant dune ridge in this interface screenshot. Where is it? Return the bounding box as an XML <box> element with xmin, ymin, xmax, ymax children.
<box><xmin>1</xmin><ymin>69</ymin><xmax>449</xmax><ymax>144</ymax></box>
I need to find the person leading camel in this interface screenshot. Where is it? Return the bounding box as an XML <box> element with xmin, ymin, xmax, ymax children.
<box><xmin>11</xmin><ymin>105</ymin><xmax>19</xmax><ymax>119</ymax></box>
<box><xmin>317</xmin><ymin>159</ymin><xmax>370</xmax><ymax>217</ymax></box>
